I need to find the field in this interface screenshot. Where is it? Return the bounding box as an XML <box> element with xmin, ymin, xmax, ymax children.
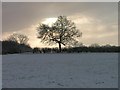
<box><xmin>2</xmin><ymin>53</ymin><xmax>118</xmax><ymax>88</ymax></box>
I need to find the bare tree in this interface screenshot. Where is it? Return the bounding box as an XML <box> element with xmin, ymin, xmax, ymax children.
<box><xmin>90</xmin><ymin>43</ymin><xmax>100</xmax><ymax>47</ymax></box>
<box><xmin>37</xmin><ymin>16</ymin><xmax>82</xmax><ymax>52</ymax></box>
<box><xmin>8</xmin><ymin>33</ymin><xmax>29</xmax><ymax>45</ymax></box>
<box><xmin>74</xmin><ymin>42</ymin><xmax>84</xmax><ymax>47</ymax></box>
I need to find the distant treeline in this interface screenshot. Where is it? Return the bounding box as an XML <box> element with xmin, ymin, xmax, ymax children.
<box><xmin>33</xmin><ymin>46</ymin><xmax>120</xmax><ymax>53</ymax></box>
<box><xmin>1</xmin><ymin>40</ymin><xmax>120</xmax><ymax>55</ymax></box>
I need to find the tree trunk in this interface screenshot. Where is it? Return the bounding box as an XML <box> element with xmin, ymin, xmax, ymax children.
<box><xmin>58</xmin><ymin>36</ymin><xmax>62</xmax><ymax>52</ymax></box>
<box><xmin>58</xmin><ymin>42</ymin><xmax>61</xmax><ymax>52</ymax></box>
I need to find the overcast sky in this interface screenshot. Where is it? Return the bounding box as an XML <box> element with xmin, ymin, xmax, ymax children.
<box><xmin>2</xmin><ymin>2</ymin><xmax>118</xmax><ymax>47</ymax></box>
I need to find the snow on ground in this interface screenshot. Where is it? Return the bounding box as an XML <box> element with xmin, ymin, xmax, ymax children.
<box><xmin>2</xmin><ymin>53</ymin><xmax>118</xmax><ymax>88</ymax></box>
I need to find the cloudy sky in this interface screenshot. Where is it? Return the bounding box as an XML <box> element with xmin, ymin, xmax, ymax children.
<box><xmin>2</xmin><ymin>2</ymin><xmax>118</xmax><ymax>47</ymax></box>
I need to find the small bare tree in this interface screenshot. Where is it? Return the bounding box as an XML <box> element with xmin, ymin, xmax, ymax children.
<box><xmin>8</xmin><ymin>33</ymin><xmax>29</xmax><ymax>45</ymax></box>
<box><xmin>90</xmin><ymin>43</ymin><xmax>100</xmax><ymax>47</ymax></box>
<box><xmin>37</xmin><ymin>16</ymin><xmax>82</xmax><ymax>52</ymax></box>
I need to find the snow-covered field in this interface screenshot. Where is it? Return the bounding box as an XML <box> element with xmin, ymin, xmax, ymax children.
<box><xmin>2</xmin><ymin>53</ymin><xmax>118</xmax><ymax>88</ymax></box>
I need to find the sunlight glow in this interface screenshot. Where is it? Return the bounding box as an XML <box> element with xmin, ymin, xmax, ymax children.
<box><xmin>42</xmin><ymin>18</ymin><xmax>57</xmax><ymax>26</ymax></box>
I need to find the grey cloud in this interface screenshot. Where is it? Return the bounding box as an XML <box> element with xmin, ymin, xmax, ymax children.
<box><xmin>2</xmin><ymin>2</ymin><xmax>118</xmax><ymax>46</ymax></box>
<box><xmin>3</xmin><ymin>2</ymin><xmax>117</xmax><ymax>32</ymax></box>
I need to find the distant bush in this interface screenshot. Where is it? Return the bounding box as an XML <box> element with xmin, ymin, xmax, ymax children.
<box><xmin>19</xmin><ymin>44</ymin><xmax>32</xmax><ymax>53</ymax></box>
<box><xmin>2</xmin><ymin>40</ymin><xmax>20</xmax><ymax>54</ymax></box>
<box><xmin>33</xmin><ymin>47</ymin><xmax>40</xmax><ymax>53</ymax></box>
<box><xmin>0</xmin><ymin>41</ymin><xmax>2</xmax><ymax>54</ymax></box>
<box><xmin>2</xmin><ymin>40</ymin><xmax>32</xmax><ymax>54</ymax></box>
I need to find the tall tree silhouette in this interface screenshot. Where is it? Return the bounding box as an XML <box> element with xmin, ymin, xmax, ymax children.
<box><xmin>37</xmin><ymin>16</ymin><xmax>82</xmax><ymax>52</ymax></box>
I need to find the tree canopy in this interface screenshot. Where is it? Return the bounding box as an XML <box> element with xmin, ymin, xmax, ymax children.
<box><xmin>37</xmin><ymin>16</ymin><xmax>82</xmax><ymax>52</ymax></box>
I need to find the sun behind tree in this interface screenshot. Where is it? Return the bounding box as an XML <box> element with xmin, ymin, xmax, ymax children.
<box><xmin>37</xmin><ymin>16</ymin><xmax>82</xmax><ymax>52</ymax></box>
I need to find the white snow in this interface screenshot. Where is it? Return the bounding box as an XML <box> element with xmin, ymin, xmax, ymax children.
<box><xmin>2</xmin><ymin>53</ymin><xmax>118</xmax><ymax>88</ymax></box>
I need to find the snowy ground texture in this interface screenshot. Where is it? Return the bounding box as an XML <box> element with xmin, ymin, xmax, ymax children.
<box><xmin>2</xmin><ymin>53</ymin><xmax>118</xmax><ymax>88</ymax></box>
